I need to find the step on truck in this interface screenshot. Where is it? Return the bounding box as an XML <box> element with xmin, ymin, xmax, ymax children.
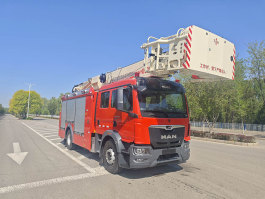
<box><xmin>59</xmin><ymin>25</ymin><xmax>235</xmax><ymax>173</ymax></box>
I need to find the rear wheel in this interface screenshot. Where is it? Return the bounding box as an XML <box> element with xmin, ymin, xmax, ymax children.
<box><xmin>65</xmin><ymin>131</ymin><xmax>74</xmax><ymax>150</ymax></box>
<box><xmin>102</xmin><ymin>140</ymin><xmax>121</xmax><ymax>174</ymax></box>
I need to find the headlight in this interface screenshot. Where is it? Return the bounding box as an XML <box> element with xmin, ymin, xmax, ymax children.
<box><xmin>184</xmin><ymin>141</ymin><xmax>190</xmax><ymax>150</ymax></box>
<box><xmin>132</xmin><ymin>147</ymin><xmax>150</xmax><ymax>155</ymax></box>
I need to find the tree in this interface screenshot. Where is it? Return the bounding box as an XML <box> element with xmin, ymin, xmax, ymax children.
<box><xmin>4</xmin><ymin>107</ymin><xmax>9</xmax><ymax>114</ymax></box>
<box><xmin>183</xmin><ymin>58</ymin><xmax>260</xmax><ymax>128</ymax></box>
<box><xmin>9</xmin><ymin>90</ymin><xmax>42</xmax><ymax>118</ymax></box>
<box><xmin>29</xmin><ymin>91</ymin><xmax>43</xmax><ymax>115</ymax></box>
<box><xmin>47</xmin><ymin>97</ymin><xmax>58</xmax><ymax>116</ymax></box>
<box><xmin>9</xmin><ymin>90</ymin><xmax>28</xmax><ymax>118</ymax></box>
<box><xmin>185</xmin><ymin>81</ymin><xmax>224</xmax><ymax>133</ymax></box>
<box><xmin>41</xmin><ymin>97</ymin><xmax>50</xmax><ymax>115</ymax></box>
<box><xmin>40</xmin><ymin>93</ymin><xmax>64</xmax><ymax>116</ymax></box>
<box><xmin>247</xmin><ymin>41</ymin><xmax>265</xmax><ymax>103</ymax></box>
<box><xmin>0</xmin><ymin>104</ymin><xmax>5</xmax><ymax>115</ymax></box>
<box><xmin>56</xmin><ymin>93</ymin><xmax>66</xmax><ymax>115</ymax></box>
<box><xmin>247</xmin><ymin>41</ymin><xmax>265</xmax><ymax>124</ymax></box>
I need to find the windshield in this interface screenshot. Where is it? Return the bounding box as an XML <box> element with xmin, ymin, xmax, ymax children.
<box><xmin>138</xmin><ymin>90</ymin><xmax>187</xmax><ymax>118</ymax></box>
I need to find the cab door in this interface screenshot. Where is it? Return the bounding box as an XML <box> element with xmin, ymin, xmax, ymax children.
<box><xmin>95</xmin><ymin>90</ymin><xmax>112</xmax><ymax>135</ymax></box>
<box><xmin>111</xmin><ymin>86</ymin><xmax>135</xmax><ymax>142</ymax></box>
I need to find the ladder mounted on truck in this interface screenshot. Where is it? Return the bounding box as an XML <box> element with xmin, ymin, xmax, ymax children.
<box><xmin>72</xmin><ymin>25</ymin><xmax>235</xmax><ymax>92</ymax></box>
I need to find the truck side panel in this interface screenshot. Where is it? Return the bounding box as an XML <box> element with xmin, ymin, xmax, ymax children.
<box><xmin>74</xmin><ymin>97</ymin><xmax>86</xmax><ymax>134</ymax></box>
<box><xmin>83</xmin><ymin>93</ymin><xmax>96</xmax><ymax>151</ymax></box>
<box><xmin>66</xmin><ymin>99</ymin><xmax>75</xmax><ymax>122</ymax></box>
<box><xmin>58</xmin><ymin>101</ymin><xmax>67</xmax><ymax>138</ymax></box>
<box><xmin>59</xmin><ymin>90</ymin><xmax>96</xmax><ymax>150</ymax></box>
<box><xmin>61</xmin><ymin>101</ymin><xmax>67</xmax><ymax>129</ymax></box>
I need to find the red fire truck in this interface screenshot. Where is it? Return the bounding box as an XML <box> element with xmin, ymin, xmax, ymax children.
<box><xmin>59</xmin><ymin>25</ymin><xmax>235</xmax><ymax>173</ymax></box>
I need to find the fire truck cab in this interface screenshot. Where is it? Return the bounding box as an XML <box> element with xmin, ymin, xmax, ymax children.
<box><xmin>59</xmin><ymin>77</ymin><xmax>190</xmax><ymax>173</ymax></box>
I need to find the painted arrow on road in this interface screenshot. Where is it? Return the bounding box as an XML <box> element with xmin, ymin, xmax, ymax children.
<box><xmin>7</xmin><ymin>142</ymin><xmax>28</xmax><ymax>165</ymax></box>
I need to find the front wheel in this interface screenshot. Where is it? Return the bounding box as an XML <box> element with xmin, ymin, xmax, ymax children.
<box><xmin>102</xmin><ymin>140</ymin><xmax>121</xmax><ymax>174</ymax></box>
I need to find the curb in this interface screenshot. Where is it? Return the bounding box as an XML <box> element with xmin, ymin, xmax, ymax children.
<box><xmin>191</xmin><ymin>136</ymin><xmax>257</xmax><ymax>146</ymax></box>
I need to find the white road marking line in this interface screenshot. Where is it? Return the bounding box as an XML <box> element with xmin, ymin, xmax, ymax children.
<box><xmin>28</xmin><ymin>129</ymin><xmax>56</xmax><ymax>133</ymax></box>
<box><xmin>35</xmin><ymin>123</ymin><xmax>58</xmax><ymax>128</ymax></box>
<box><xmin>44</xmin><ymin>135</ymin><xmax>58</xmax><ymax>138</ymax></box>
<box><xmin>42</xmin><ymin>133</ymin><xmax>57</xmax><ymax>136</ymax></box>
<box><xmin>24</xmin><ymin>125</ymin><xmax>56</xmax><ymax>129</ymax></box>
<box><xmin>56</xmin><ymin>142</ymin><xmax>63</xmax><ymax>146</ymax></box>
<box><xmin>34</xmin><ymin>129</ymin><xmax>56</xmax><ymax>132</ymax></box>
<box><xmin>40</xmin><ymin>130</ymin><xmax>57</xmax><ymax>133</ymax></box>
<box><xmin>77</xmin><ymin>155</ymin><xmax>86</xmax><ymax>160</ymax></box>
<box><xmin>43</xmin><ymin>125</ymin><xmax>58</xmax><ymax>128</ymax></box>
<box><xmin>30</xmin><ymin>126</ymin><xmax>55</xmax><ymax>128</ymax></box>
<box><xmin>41</xmin><ymin>130</ymin><xmax>55</xmax><ymax>132</ymax></box>
<box><xmin>50</xmin><ymin>138</ymin><xmax>61</xmax><ymax>141</ymax></box>
<box><xmin>40</xmin><ymin>131</ymin><xmax>58</xmax><ymax>133</ymax></box>
<box><xmin>0</xmin><ymin>171</ymin><xmax>107</xmax><ymax>194</ymax></box>
<box><xmin>21</xmin><ymin>122</ymin><xmax>97</xmax><ymax>173</ymax></box>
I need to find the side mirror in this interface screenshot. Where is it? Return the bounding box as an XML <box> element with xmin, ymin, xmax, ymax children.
<box><xmin>116</xmin><ymin>87</ymin><xmax>137</xmax><ymax>118</ymax></box>
<box><xmin>117</xmin><ymin>87</ymin><xmax>124</xmax><ymax>111</ymax></box>
<box><xmin>128</xmin><ymin>112</ymin><xmax>138</xmax><ymax>118</ymax></box>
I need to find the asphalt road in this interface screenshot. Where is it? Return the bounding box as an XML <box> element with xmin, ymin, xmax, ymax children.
<box><xmin>1</xmin><ymin>114</ymin><xmax>265</xmax><ymax>199</ymax></box>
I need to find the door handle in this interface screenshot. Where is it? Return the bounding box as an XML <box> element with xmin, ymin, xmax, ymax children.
<box><xmin>97</xmin><ymin>120</ymin><xmax>100</xmax><ymax>125</ymax></box>
<box><xmin>113</xmin><ymin>121</ymin><xmax>117</xmax><ymax>127</ymax></box>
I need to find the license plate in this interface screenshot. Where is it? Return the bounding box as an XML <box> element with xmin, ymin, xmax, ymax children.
<box><xmin>162</xmin><ymin>148</ymin><xmax>177</xmax><ymax>155</ymax></box>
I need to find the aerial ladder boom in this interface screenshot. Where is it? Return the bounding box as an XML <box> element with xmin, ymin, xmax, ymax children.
<box><xmin>72</xmin><ymin>25</ymin><xmax>235</xmax><ymax>92</ymax></box>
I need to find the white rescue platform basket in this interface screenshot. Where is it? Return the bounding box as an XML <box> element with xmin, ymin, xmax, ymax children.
<box><xmin>141</xmin><ymin>25</ymin><xmax>235</xmax><ymax>81</ymax></box>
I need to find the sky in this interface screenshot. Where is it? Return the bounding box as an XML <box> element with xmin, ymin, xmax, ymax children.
<box><xmin>0</xmin><ymin>0</ymin><xmax>265</xmax><ymax>107</ymax></box>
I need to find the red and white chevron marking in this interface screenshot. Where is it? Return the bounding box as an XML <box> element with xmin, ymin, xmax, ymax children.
<box><xmin>182</xmin><ymin>26</ymin><xmax>193</xmax><ymax>69</ymax></box>
<box><xmin>232</xmin><ymin>47</ymin><xmax>236</xmax><ymax>80</ymax></box>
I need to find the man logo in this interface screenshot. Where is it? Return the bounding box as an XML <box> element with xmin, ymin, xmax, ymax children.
<box><xmin>161</xmin><ymin>135</ymin><xmax>177</xmax><ymax>139</ymax></box>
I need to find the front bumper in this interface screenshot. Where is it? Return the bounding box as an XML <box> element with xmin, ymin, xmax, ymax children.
<box><xmin>119</xmin><ymin>141</ymin><xmax>190</xmax><ymax>169</ymax></box>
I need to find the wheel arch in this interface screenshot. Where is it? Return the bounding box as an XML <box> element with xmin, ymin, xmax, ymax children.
<box><xmin>99</xmin><ymin>130</ymin><xmax>125</xmax><ymax>158</ymax></box>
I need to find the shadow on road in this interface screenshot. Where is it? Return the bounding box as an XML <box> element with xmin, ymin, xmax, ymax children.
<box><xmin>62</xmin><ymin>141</ymin><xmax>184</xmax><ymax>178</ymax></box>
<box><xmin>119</xmin><ymin>164</ymin><xmax>183</xmax><ymax>179</ymax></box>
<box><xmin>61</xmin><ymin>141</ymin><xmax>101</xmax><ymax>162</ymax></box>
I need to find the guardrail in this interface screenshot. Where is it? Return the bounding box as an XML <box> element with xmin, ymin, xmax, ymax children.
<box><xmin>190</xmin><ymin>121</ymin><xmax>265</xmax><ymax>132</ymax></box>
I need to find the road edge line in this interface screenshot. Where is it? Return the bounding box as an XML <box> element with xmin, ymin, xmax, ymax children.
<box><xmin>21</xmin><ymin>122</ymin><xmax>97</xmax><ymax>173</ymax></box>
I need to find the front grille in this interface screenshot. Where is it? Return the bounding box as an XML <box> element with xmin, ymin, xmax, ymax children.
<box><xmin>149</xmin><ymin>125</ymin><xmax>185</xmax><ymax>149</ymax></box>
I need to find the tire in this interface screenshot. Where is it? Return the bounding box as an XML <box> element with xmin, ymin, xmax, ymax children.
<box><xmin>65</xmin><ymin>130</ymin><xmax>74</xmax><ymax>150</ymax></box>
<box><xmin>102</xmin><ymin>139</ymin><xmax>121</xmax><ymax>174</ymax></box>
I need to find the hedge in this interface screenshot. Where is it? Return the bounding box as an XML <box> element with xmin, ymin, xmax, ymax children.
<box><xmin>191</xmin><ymin>130</ymin><xmax>255</xmax><ymax>143</ymax></box>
